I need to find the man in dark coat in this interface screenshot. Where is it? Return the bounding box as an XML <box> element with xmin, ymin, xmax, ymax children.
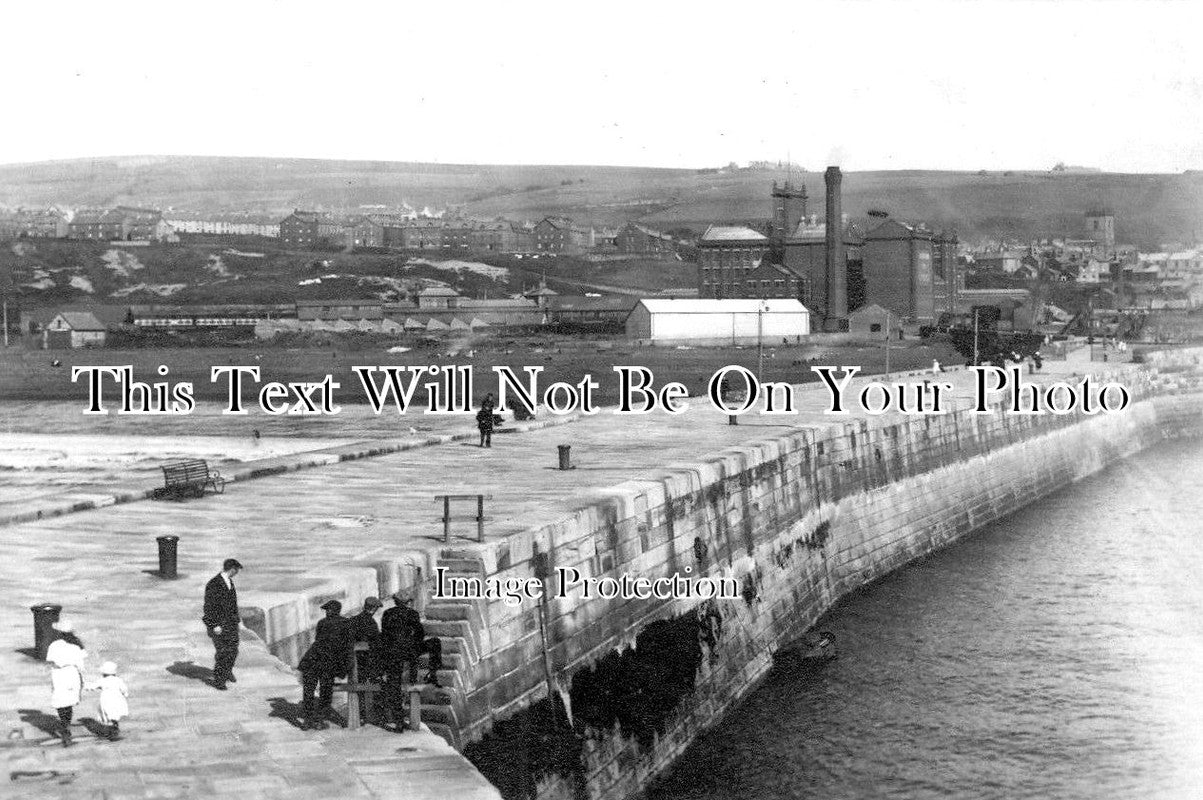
<box><xmin>380</xmin><ymin>592</ymin><xmax>424</xmax><ymax>729</ymax></box>
<box><xmin>298</xmin><ymin>599</ymin><xmax>352</xmax><ymax>730</ymax></box>
<box><xmin>349</xmin><ymin>596</ymin><xmax>383</xmax><ymax>677</ymax></box>
<box><xmin>349</xmin><ymin>596</ymin><xmax>384</xmax><ymax>721</ymax></box>
<box><xmin>476</xmin><ymin>404</ymin><xmax>495</xmax><ymax>448</ymax></box>
<box><xmin>202</xmin><ymin>558</ymin><xmax>243</xmax><ymax>690</ymax></box>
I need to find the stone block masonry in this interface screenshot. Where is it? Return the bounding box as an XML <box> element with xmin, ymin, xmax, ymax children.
<box><xmin>446</xmin><ymin>368</ymin><xmax>1203</xmax><ymax>800</ymax></box>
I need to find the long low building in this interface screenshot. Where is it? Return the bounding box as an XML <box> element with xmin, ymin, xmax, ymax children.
<box><xmin>625</xmin><ymin>298</ymin><xmax>811</xmax><ymax>344</ymax></box>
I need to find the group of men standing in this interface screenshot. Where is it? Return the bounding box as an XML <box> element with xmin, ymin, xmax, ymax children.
<box><xmin>297</xmin><ymin>591</ymin><xmax>441</xmax><ymax>731</ymax></box>
<box><xmin>202</xmin><ymin>559</ymin><xmax>440</xmax><ymax>732</ymax></box>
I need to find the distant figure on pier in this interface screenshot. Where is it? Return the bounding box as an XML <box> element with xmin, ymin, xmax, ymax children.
<box><xmin>298</xmin><ymin>600</ymin><xmax>351</xmax><ymax>730</ymax></box>
<box><xmin>932</xmin><ymin>359</ymin><xmax>942</xmax><ymax>373</ymax></box>
<box><xmin>476</xmin><ymin>399</ymin><xmax>495</xmax><ymax>448</ymax></box>
<box><xmin>202</xmin><ymin>558</ymin><xmax>243</xmax><ymax>691</ymax></box>
<box><xmin>252</xmin><ymin>429</ymin><xmax>261</xmax><ymax>446</ymax></box>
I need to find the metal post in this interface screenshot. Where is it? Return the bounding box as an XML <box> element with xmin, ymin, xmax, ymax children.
<box><xmin>442</xmin><ymin>496</ymin><xmax>451</xmax><ymax>543</ymax></box>
<box><xmin>757</xmin><ymin>301</ymin><xmax>764</xmax><ymax>381</ymax></box>
<box><xmin>30</xmin><ymin>603</ymin><xmax>62</xmax><ymax>659</ymax></box>
<box><xmin>557</xmin><ymin>444</ymin><xmax>571</xmax><ymax>471</ymax></box>
<box><xmin>972</xmin><ymin>308</ymin><xmax>980</xmax><ymax>366</ymax></box>
<box><xmin>156</xmin><ymin>535</ymin><xmax>179</xmax><ymax>579</ymax></box>
<box><xmin>476</xmin><ymin>494</ymin><xmax>485</xmax><ymax>542</ymax></box>
<box><xmin>346</xmin><ymin>648</ymin><xmax>361</xmax><ymax>730</ymax></box>
<box><xmin>2</xmin><ymin>297</ymin><xmax>8</xmax><ymax>347</ymax></box>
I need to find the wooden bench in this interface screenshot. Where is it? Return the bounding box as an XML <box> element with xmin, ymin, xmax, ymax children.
<box><xmin>153</xmin><ymin>459</ymin><xmax>225</xmax><ymax>500</ymax></box>
<box><xmin>334</xmin><ymin>642</ymin><xmax>384</xmax><ymax>729</ymax></box>
<box><xmin>334</xmin><ymin>642</ymin><xmax>423</xmax><ymax>731</ymax></box>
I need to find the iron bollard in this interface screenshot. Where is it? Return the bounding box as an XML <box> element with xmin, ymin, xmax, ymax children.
<box><xmin>557</xmin><ymin>444</ymin><xmax>572</xmax><ymax>470</ymax></box>
<box><xmin>156</xmin><ymin>535</ymin><xmax>179</xmax><ymax>579</ymax></box>
<box><xmin>728</xmin><ymin>414</ymin><xmax>738</xmax><ymax>425</ymax></box>
<box><xmin>30</xmin><ymin>604</ymin><xmax>62</xmax><ymax>659</ymax></box>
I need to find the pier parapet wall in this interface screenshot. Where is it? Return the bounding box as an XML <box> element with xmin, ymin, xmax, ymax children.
<box><xmin>436</xmin><ymin>359</ymin><xmax>1203</xmax><ymax>800</ymax></box>
<box><xmin>231</xmin><ymin>352</ymin><xmax>1203</xmax><ymax>800</ymax></box>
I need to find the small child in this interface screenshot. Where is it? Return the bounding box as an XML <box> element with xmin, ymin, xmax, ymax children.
<box><xmin>90</xmin><ymin>661</ymin><xmax>129</xmax><ymax>741</ymax></box>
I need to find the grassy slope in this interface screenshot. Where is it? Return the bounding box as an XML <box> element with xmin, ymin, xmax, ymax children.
<box><xmin>1</xmin><ymin>157</ymin><xmax>1200</xmax><ymax>248</ymax></box>
<box><xmin>0</xmin><ymin>238</ymin><xmax>692</xmax><ymax>312</ymax></box>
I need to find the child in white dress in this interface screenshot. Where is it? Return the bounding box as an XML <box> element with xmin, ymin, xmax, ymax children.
<box><xmin>90</xmin><ymin>661</ymin><xmax>129</xmax><ymax>741</ymax></box>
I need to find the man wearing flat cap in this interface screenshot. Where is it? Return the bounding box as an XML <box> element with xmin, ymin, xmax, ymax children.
<box><xmin>298</xmin><ymin>599</ymin><xmax>352</xmax><ymax>730</ymax></box>
<box><xmin>202</xmin><ymin>558</ymin><xmax>243</xmax><ymax>691</ymax></box>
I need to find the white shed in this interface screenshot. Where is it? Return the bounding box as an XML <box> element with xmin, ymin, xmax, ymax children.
<box><xmin>43</xmin><ymin>312</ymin><xmax>107</xmax><ymax>349</ymax></box>
<box><xmin>625</xmin><ymin>299</ymin><xmax>810</xmax><ymax>345</ymax></box>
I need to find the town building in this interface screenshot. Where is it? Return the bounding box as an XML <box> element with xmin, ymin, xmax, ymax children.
<box><xmin>614</xmin><ymin>223</ymin><xmax>676</xmax><ymax>255</ymax></box>
<box><xmin>847</xmin><ymin>303</ymin><xmax>898</xmax><ymax>338</ymax></box>
<box><xmin>534</xmin><ymin>217</ymin><xmax>590</xmax><ymax>254</ymax></box>
<box><xmin>591</xmin><ymin>226</ymin><xmax>618</xmax><ymax>250</ymax></box>
<box><xmin>383</xmin><ymin>219</ymin><xmax>444</xmax><ymax>250</ymax></box>
<box><xmin>625</xmin><ymin>298</ymin><xmax>810</xmax><ymax>344</ymax></box>
<box><xmin>441</xmin><ymin>220</ymin><xmax>474</xmax><ymax>251</ymax></box>
<box><xmin>347</xmin><ymin>216</ymin><xmax>385</xmax><ymax>248</ymax></box>
<box><xmin>295</xmin><ymin>299</ymin><xmax>385</xmax><ymax>321</ymax></box>
<box><xmin>114</xmin><ymin>206</ymin><xmax>171</xmax><ymax>240</ymax></box>
<box><xmin>279</xmin><ymin>210</ymin><xmax>347</xmax><ymax>249</ymax></box>
<box><xmin>931</xmin><ymin>230</ymin><xmax>961</xmax><ymax>318</ymax></box>
<box><xmin>973</xmin><ymin>250</ymin><xmax>1023</xmax><ymax>274</ymax></box>
<box><xmin>417</xmin><ymin>286</ymin><xmax>462</xmax><ymax>309</ymax></box>
<box><xmin>42</xmin><ymin>311</ymin><xmax>107</xmax><ymax>348</ymax></box>
<box><xmin>861</xmin><ymin>218</ymin><xmax>938</xmax><ymax>324</ymax></box>
<box><xmin>279</xmin><ymin>211</ymin><xmax>323</xmax><ymax>248</ymax></box>
<box><xmin>954</xmin><ymin>288</ymin><xmax>1035</xmax><ymax>331</ymax></box>
<box><xmin>129</xmin><ymin>303</ymin><xmax>287</xmax><ymax>328</ymax></box>
<box><xmin>543</xmin><ymin>295</ymin><xmax>638</xmax><ymax>326</ymax></box>
<box><xmin>469</xmin><ymin>221</ymin><xmax>509</xmax><ymax>252</ymax></box>
<box><xmin>783</xmin><ymin>216</ymin><xmax>863</xmax><ymax>320</ymax></box>
<box><xmin>0</xmin><ymin>208</ymin><xmax>69</xmax><ymax>238</ymax></box>
<box><xmin>163</xmin><ymin>214</ymin><xmax>280</xmax><ymax>237</ymax></box>
<box><xmin>769</xmin><ymin>181</ymin><xmax>808</xmax><ymax>249</ymax></box>
<box><xmin>69</xmin><ymin>209</ymin><xmax>128</xmax><ymax>240</ymax></box>
<box><xmin>1085</xmin><ymin>209</ymin><xmax>1116</xmax><ymax>249</ymax></box>
<box><xmin>696</xmin><ymin>226</ymin><xmax>772</xmax><ymax>299</ymax></box>
<box><xmin>1078</xmin><ymin>258</ymin><xmax>1111</xmax><ymax>284</ymax></box>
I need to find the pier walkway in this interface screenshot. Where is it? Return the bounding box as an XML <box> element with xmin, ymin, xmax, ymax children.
<box><xmin>0</xmin><ymin>353</ymin><xmax>1155</xmax><ymax>798</ymax></box>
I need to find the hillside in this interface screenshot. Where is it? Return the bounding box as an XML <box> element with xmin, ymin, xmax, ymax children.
<box><xmin>0</xmin><ymin>238</ymin><xmax>691</xmax><ymax>313</ymax></box>
<box><xmin>1</xmin><ymin>156</ymin><xmax>1201</xmax><ymax>248</ymax></box>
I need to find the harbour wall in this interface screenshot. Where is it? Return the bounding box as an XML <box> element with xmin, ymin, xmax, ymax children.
<box><xmin>234</xmin><ymin>353</ymin><xmax>1203</xmax><ymax>800</ymax></box>
<box><xmin>434</xmin><ymin>360</ymin><xmax>1203</xmax><ymax>800</ymax></box>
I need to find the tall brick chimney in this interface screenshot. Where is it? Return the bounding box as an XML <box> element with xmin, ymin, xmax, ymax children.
<box><xmin>824</xmin><ymin>166</ymin><xmax>848</xmax><ymax>330</ymax></box>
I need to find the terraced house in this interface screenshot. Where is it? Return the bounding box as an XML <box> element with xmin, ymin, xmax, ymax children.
<box><xmin>533</xmin><ymin>216</ymin><xmax>590</xmax><ymax>254</ymax></box>
<box><xmin>0</xmin><ymin>207</ymin><xmax>69</xmax><ymax>238</ymax></box>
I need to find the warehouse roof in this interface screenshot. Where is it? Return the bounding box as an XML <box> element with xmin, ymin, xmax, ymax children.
<box><xmin>633</xmin><ymin>299</ymin><xmax>808</xmax><ymax>314</ymax></box>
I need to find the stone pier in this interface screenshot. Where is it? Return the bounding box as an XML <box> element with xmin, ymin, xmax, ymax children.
<box><xmin>2</xmin><ymin>347</ymin><xmax>1201</xmax><ymax>799</ymax></box>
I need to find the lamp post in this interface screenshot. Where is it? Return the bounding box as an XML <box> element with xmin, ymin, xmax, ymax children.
<box><xmin>972</xmin><ymin>307</ymin><xmax>980</xmax><ymax>366</ymax></box>
<box><xmin>757</xmin><ymin>299</ymin><xmax>767</xmax><ymax>381</ymax></box>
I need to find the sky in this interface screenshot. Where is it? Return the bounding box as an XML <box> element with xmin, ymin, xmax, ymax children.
<box><xmin>2</xmin><ymin>0</ymin><xmax>1201</xmax><ymax>173</ymax></box>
